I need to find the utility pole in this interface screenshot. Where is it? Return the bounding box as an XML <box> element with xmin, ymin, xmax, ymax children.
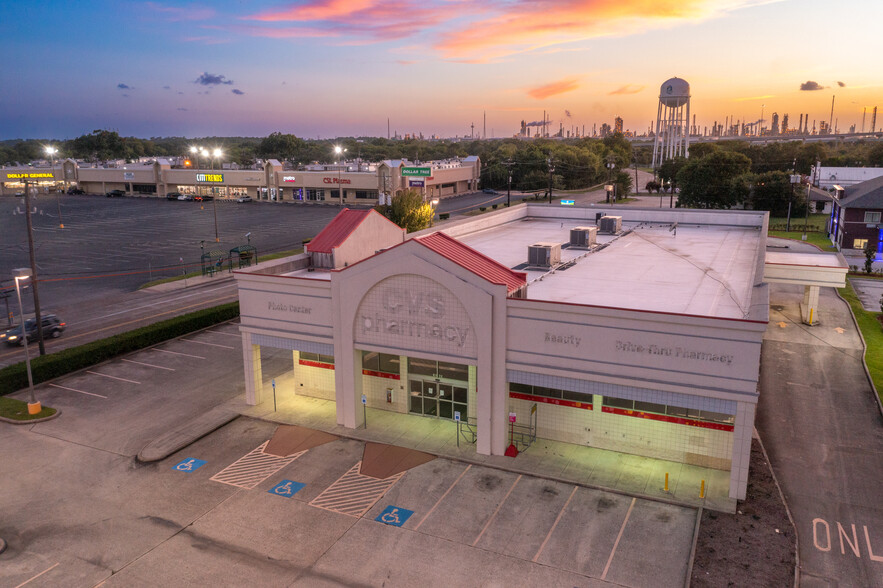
<box><xmin>22</xmin><ymin>179</ymin><xmax>46</xmax><ymax>355</ymax></box>
<box><xmin>547</xmin><ymin>156</ymin><xmax>554</xmax><ymax>203</ymax></box>
<box><xmin>633</xmin><ymin>160</ymin><xmax>639</xmax><ymax>196</ymax></box>
<box><xmin>503</xmin><ymin>159</ymin><xmax>514</xmax><ymax>207</ymax></box>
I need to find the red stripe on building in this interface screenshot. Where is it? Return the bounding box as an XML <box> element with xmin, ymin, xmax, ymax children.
<box><xmin>299</xmin><ymin>359</ymin><xmax>335</xmax><ymax>370</ymax></box>
<box><xmin>362</xmin><ymin>369</ymin><xmax>400</xmax><ymax>380</ymax></box>
<box><xmin>601</xmin><ymin>406</ymin><xmax>734</xmax><ymax>431</ymax></box>
<box><xmin>509</xmin><ymin>391</ymin><xmax>592</xmax><ymax>410</ymax></box>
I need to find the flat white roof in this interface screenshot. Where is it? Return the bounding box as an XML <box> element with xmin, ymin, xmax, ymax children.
<box><xmin>457</xmin><ymin>218</ymin><xmax>763</xmax><ymax>320</ymax></box>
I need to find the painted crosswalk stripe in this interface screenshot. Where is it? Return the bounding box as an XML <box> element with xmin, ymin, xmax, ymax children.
<box><xmin>210</xmin><ymin>442</ymin><xmax>306</xmax><ymax>489</ymax></box>
<box><xmin>309</xmin><ymin>462</ymin><xmax>403</xmax><ymax>518</ymax></box>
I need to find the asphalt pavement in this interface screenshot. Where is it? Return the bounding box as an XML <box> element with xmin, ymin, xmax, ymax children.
<box><xmin>756</xmin><ymin>241</ymin><xmax>883</xmax><ymax>586</ymax></box>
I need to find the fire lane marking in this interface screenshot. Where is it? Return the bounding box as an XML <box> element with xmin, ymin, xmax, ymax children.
<box><xmin>309</xmin><ymin>462</ymin><xmax>404</xmax><ymax>518</ymax></box>
<box><xmin>210</xmin><ymin>442</ymin><xmax>306</xmax><ymax>489</ymax></box>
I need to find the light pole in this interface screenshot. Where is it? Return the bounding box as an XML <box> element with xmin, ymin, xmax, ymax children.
<box><xmin>211</xmin><ymin>148</ymin><xmax>222</xmax><ymax>242</ymax></box>
<box><xmin>13</xmin><ymin>268</ymin><xmax>40</xmax><ymax>414</ymax></box>
<box><xmin>334</xmin><ymin>146</ymin><xmax>347</xmax><ymax>205</ymax></box>
<box><xmin>430</xmin><ymin>198</ymin><xmax>439</xmax><ymax>227</ymax></box>
<box><xmin>606</xmin><ymin>159</ymin><xmax>616</xmax><ymax>203</ymax></box>
<box><xmin>46</xmin><ymin>146</ymin><xmax>63</xmax><ymax>228</ymax></box>
<box><xmin>788</xmin><ymin>173</ymin><xmax>800</xmax><ymax>232</ymax></box>
<box><xmin>802</xmin><ymin>179</ymin><xmax>811</xmax><ymax>241</ymax></box>
<box><xmin>605</xmin><ymin>184</ymin><xmax>614</xmax><ymax>204</ymax></box>
<box><xmin>190</xmin><ymin>146</ymin><xmax>201</xmax><ymax>169</ymax></box>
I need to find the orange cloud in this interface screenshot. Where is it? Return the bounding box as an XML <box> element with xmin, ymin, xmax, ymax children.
<box><xmin>528</xmin><ymin>78</ymin><xmax>580</xmax><ymax>100</ymax></box>
<box><xmin>609</xmin><ymin>84</ymin><xmax>645</xmax><ymax>95</ymax></box>
<box><xmin>436</xmin><ymin>0</ymin><xmax>761</xmax><ymax>61</ymax></box>
<box><xmin>249</xmin><ymin>0</ymin><xmax>378</xmax><ymax>22</ymax></box>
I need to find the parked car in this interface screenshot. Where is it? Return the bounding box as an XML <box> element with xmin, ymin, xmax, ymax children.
<box><xmin>194</xmin><ymin>194</ymin><xmax>214</xmax><ymax>201</ymax></box>
<box><xmin>14</xmin><ymin>191</ymin><xmax>24</xmax><ymax>197</ymax></box>
<box><xmin>236</xmin><ymin>195</ymin><xmax>252</xmax><ymax>203</ymax></box>
<box><xmin>2</xmin><ymin>314</ymin><xmax>66</xmax><ymax>346</ymax></box>
<box><xmin>106</xmin><ymin>189</ymin><xmax>125</xmax><ymax>198</ymax></box>
<box><xmin>177</xmin><ymin>194</ymin><xmax>194</xmax><ymax>201</ymax></box>
<box><xmin>166</xmin><ymin>192</ymin><xmax>182</xmax><ymax>200</ymax></box>
<box><xmin>482</xmin><ymin>188</ymin><xmax>496</xmax><ymax>194</ymax></box>
<box><xmin>67</xmin><ymin>187</ymin><xmax>85</xmax><ymax>195</ymax></box>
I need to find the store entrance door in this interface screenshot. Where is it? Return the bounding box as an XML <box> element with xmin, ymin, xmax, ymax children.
<box><xmin>409</xmin><ymin>378</ymin><xmax>468</xmax><ymax>420</ymax></box>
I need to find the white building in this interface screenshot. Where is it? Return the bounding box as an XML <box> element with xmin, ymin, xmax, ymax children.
<box><xmin>233</xmin><ymin>203</ymin><xmax>845</xmax><ymax>501</ymax></box>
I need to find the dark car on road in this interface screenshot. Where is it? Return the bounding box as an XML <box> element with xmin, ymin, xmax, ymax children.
<box><xmin>2</xmin><ymin>314</ymin><xmax>66</xmax><ymax>346</ymax></box>
<box><xmin>106</xmin><ymin>189</ymin><xmax>125</xmax><ymax>198</ymax></box>
<box><xmin>482</xmin><ymin>188</ymin><xmax>496</xmax><ymax>194</ymax></box>
<box><xmin>67</xmin><ymin>187</ymin><xmax>85</xmax><ymax>195</ymax></box>
<box><xmin>194</xmin><ymin>194</ymin><xmax>214</xmax><ymax>201</ymax></box>
<box><xmin>166</xmin><ymin>192</ymin><xmax>183</xmax><ymax>200</ymax></box>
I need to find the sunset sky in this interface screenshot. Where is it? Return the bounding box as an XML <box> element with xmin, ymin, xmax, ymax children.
<box><xmin>2</xmin><ymin>0</ymin><xmax>880</xmax><ymax>140</ymax></box>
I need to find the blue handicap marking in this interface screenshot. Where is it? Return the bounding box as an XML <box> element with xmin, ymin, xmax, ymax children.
<box><xmin>268</xmin><ymin>479</ymin><xmax>306</xmax><ymax>498</ymax></box>
<box><xmin>173</xmin><ymin>458</ymin><xmax>207</xmax><ymax>472</ymax></box>
<box><xmin>375</xmin><ymin>505</ymin><xmax>414</xmax><ymax>527</ymax></box>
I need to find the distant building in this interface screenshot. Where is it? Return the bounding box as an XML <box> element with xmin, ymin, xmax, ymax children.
<box><xmin>829</xmin><ymin>175</ymin><xmax>883</xmax><ymax>257</ymax></box>
<box><xmin>614</xmin><ymin>116</ymin><xmax>623</xmax><ymax>134</ymax></box>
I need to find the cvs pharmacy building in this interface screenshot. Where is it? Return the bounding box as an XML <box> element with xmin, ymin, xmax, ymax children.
<box><xmin>236</xmin><ymin>204</ymin><xmax>771</xmax><ymax>501</ymax></box>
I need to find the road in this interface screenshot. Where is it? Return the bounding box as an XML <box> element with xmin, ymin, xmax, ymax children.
<box><xmin>756</xmin><ymin>249</ymin><xmax>883</xmax><ymax>585</ymax></box>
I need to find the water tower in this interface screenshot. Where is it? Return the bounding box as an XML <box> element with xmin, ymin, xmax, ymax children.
<box><xmin>652</xmin><ymin>77</ymin><xmax>691</xmax><ymax>170</ymax></box>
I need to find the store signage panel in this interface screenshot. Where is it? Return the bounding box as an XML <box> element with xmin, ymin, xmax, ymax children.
<box><xmin>354</xmin><ymin>274</ymin><xmax>477</xmax><ymax>360</ymax></box>
<box><xmin>196</xmin><ymin>173</ymin><xmax>224</xmax><ymax>183</ymax></box>
<box><xmin>240</xmin><ymin>288</ymin><xmax>332</xmax><ymax>329</ymax></box>
<box><xmin>401</xmin><ymin>167</ymin><xmax>431</xmax><ymax>177</ymax></box>
<box><xmin>283</xmin><ymin>176</ymin><xmax>297</xmax><ymax>182</ymax></box>
<box><xmin>124</xmin><ymin>172</ymin><xmax>135</xmax><ymax>180</ymax></box>
<box><xmin>6</xmin><ymin>172</ymin><xmax>55</xmax><ymax>179</ymax></box>
<box><xmin>409</xmin><ymin>180</ymin><xmax>425</xmax><ymax>187</ymax></box>
<box><xmin>507</xmin><ymin>314</ymin><xmax>759</xmax><ymax>381</ymax></box>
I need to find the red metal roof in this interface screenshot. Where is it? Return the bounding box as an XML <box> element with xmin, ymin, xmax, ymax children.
<box><xmin>416</xmin><ymin>232</ymin><xmax>527</xmax><ymax>294</ymax></box>
<box><xmin>307</xmin><ymin>208</ymin><xmax>373</xmax><ymax>253</ymax></box>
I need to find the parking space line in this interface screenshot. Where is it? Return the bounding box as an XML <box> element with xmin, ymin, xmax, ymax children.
<box><xmin>601</xmin><ymin>497</ymin><xmax>636</xmax><ymax>580</ymax></box>
<box><xmin>414</xmin><ymin>464</ymin><xmax>472</xmax><ymax>531</ymax></box>
<box><xmin>532</xmin><ymin>485</ymin><xmax>578</xmax><ymax>563</ymax></box>
<box><xmin>473</xmin><ymin>474</ymin><xmax>521</xmax><ymax>546</ymax></box>
<box><xmin>86</xmin><ymin>371</ymin><xmax>141</xmax><ymax>384</ymax></box>
<box><xmin>211</xmin><ymin>441</ymin><xmax>306</xmax><ymax>489</ymax></box>
<box><xmin>181</xmin><ymin>338</ymin><xmax>234</xmax><ymax>350</ymax></box>
<box><xmin>48</xmin><ymin>383</ymin><xmax>108</xmax><ymax>399</ymax></box>
<box><xmin>120</xmin><ymin>358</ymin><xmax>175</xmax><ymax>371</ymax></box>
<box><xmin>152</xmin><ymin>348</ymin><xmax>206</xmax><ymax>359</ymax></box>
<box><xmin>309</xmin><ymin>462</ymin><xmax>404</xmax><ymax>518</ymax></box>
<box><xmin>14</xmin><ymin>562</ymin><xmax>59</xmax><ymax>587</ymax></box>
<box><xmin>206</xmin><ymin>330</ymin><xmax>241</xmax><ymax>338</ymax></box>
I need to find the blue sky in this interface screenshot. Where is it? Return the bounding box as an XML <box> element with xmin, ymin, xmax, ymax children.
<box><xmin>1</xmin><ymin>0</ymin><xmax>880</xmax><ymax>140</ymax></box>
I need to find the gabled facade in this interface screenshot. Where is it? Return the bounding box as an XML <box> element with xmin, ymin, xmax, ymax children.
<box><xmin>830</xmin><ymin>175</ymin><xmax>883</xmax><ymax>257</ymax></box>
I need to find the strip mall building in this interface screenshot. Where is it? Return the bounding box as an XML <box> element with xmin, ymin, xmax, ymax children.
<box><xmin>232</xmin><ymin>203</ymin><xmax>815</xmax><ymax>501</ymax></box>
<box><xmin>0</xmin><ymin>157</ymin><xmax>480</xmax><ymax>203</ymax></box>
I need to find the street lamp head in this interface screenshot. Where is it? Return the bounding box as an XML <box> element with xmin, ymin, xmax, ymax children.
<box><xmin>431</xmin><ymin>198</ymin><xmax>439</xmax><ymax>206</ymax></box>
<box><xmin>45</xmin><ymin>146</ymin><xmax>57</xmax><ymax>156</ymax></box>
<box><xmin>201</xmin><ymin>149</ymin><xmax>209</xmax><ymax>157</ymax></box>
<box><xmin>334</xmin><ymin>146</ymin><xmax>342</xmax><ymax>155</ymax></box>
<box><xmin>213</xmin><ymin>148</ymin><xmax>222</xmax><ymax>158</ymax></box>
<box><xmin>13</xmin><ymin>267</ymin><xmax>32</xmax><ymax>281</ymax></box>
<box><xmin>190</xmin><ymin>146</ymin><xmax>199</xmax><ymax>154</ymax></box>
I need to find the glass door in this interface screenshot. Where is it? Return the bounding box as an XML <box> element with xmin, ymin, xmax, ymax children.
<box><xmin>409</xmin><ymin>378</ymin><xmax>468</xmax><ymax>421</ymax></box>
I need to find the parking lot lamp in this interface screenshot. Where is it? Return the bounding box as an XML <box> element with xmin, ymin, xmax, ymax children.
<box><xmin>13</xmin><ymin>268</ymin><xmax>39</xmax><ymax>414</ymax></box>
<box><xmin>190</xmin><ymin>146</ymin><xmax>201</xmax><ymax>169</ymax></box>
<box><xmin>46</xmin><ymin>147</ymin><xmax>63</xmax><ymax>228</ymax></box>
<box><xmin>430</xmin><ymin>198</ymin><xmax>439</xmax><ymax>227</ymax></box>
<box><xmin>211</xmin><ymin>149</ymin><xmax>222</xmax><ymax>242</ymax></box>
<box><xmin>334</xmin><ymin>146</ymin><xmax>347</xmax><ymax>205</ymax></box>
<box><xmin>802</xmin><ymin>179</ymin><xmax>811</xmax><ymax>241</ymax></box>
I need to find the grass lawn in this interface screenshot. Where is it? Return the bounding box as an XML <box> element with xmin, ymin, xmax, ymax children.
<box><xmin>767</xmin><ymin>230</ymin><xmax>838</xmax><ymax>251</ymax></box>
<box><xmin>840</xmin><ymin>280</ymin><xmax>883</xmax><ymax>403</ymax></box>
<box><xmin>769</xmin><ymin>213</ymin><xmax>829</xmax><ymax>231</ymax></box>
<box><xmin>0</xmin><ymin>396</ymin><xmax>57</xmax><ymax>421</ymax></box>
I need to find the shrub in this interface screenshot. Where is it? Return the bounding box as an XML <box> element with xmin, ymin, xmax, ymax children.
<box><xmin>479</xmin><ymin>207</ymin><xmax>486</xmax><ymax>212</ymax></box>
<box><xmin>0</xmin><ymin>302</ymin><xmax>239</xmax><ymax>395</ymax></box>
<box><xmin>439</xmin><ymin>213</ymin><xmax>449</xmax><ymax>220</ymax></box>
<box><xmin>492</xmin><ymin>204</ymin><xmax>498</xmax><ymax>210</ymax></box>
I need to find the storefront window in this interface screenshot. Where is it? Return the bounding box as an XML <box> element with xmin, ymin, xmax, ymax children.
<box><xmin>307</xmin><ymin>189</ymin><xmax>325</xmax><ymax>201</ymax></box>
<box><xmin>602</xmin><ymin>395</ymin><xmax>734</xmax><ymax>425</ymax></box>
<box><xmin>301</xmin><ymin>352</ymin><xmax>334</xmax><ymax>365</ymax></box>
<box><xmin>355</xmin><ymin>190</ymin><xmax>376</xmax><ymax>199</ymax></box>
<box><xmin>362</xmin><ymin>351</ymin><xmax>400</xmax><ymax>375</ymax></box>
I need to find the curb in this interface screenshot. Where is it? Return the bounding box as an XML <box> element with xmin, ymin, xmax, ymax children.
<box><xmin>137</xmin><ymin>409</ymin><xmax>239</xmax><ymax>462</ymax></box>
<box><xmin>836</xmin><ymin>284</ymin><xmax>883</xmax><ymax>417</ymax></box>
<box><xmin>684</xmin><ymin>507</ymin><xmax>703</xmax><ymax>588</ymax></box>
<box><xmin>0</xmin><ymin>537</ymin><xmax>6</xmax><ymax>555</ymax></box>
<box><xmin>0</xmin><ymin>409</ymin><xmax>61</xmax><ymax>425</ymax></box>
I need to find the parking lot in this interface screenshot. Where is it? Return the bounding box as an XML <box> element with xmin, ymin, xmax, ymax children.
<box><xmin>0</xmin><ymin>321</ymin><xmax>699</xmax><ymax>587</ymax></box>
<box><xmin>0</xmin><ymin>195</ymin><xmax>342</xmax><ymax>308</ymax></box>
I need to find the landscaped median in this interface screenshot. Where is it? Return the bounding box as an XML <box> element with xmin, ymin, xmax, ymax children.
<box><xmin>839</xmin><ymin>279</ymin><xmax>883</xmax><ymax>404</ymax></box>
<box><xmin>0</xmin><ymin>396</ymin><xmax>57</xmax><ymax>422</ymax></box>
<box><xmin>0</xmin><ymin>302</ymin><xmax>240</xmax><ymax>395</ymax></box>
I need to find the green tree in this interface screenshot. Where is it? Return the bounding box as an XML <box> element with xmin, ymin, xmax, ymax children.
<box><xmin>613</xmin><ymin>169</ymin><xmax>632</xmax><ymax>199</ymax></box>
<box><xmin>750</xmin><ymin>171</ymin><xmax>794</xmax><ymax>216</ymax></box>
<box><xmin>867</xmin><ymin>143</ymin><xmax>883</xmax><ymax>167</ymax></box>
<box><xmin>865</xmin><ymin>242</ymin><xmax>875</xmax><ymax>275</ymax></box>
<box><xmin>258</xmin><ymin>132</ymin><xmax>305</xmax><ymax>161</ymax></box>
<box><xmin>381</xmin><ymin>189</ymin><xmax>433</xmax><ymax>233</ymax></box>
<box><xmin>657</xmin><ymin>156</ymin><xmax>687</xmax><ymax>192</ymax></box>
<box><xmin>676</xmin><ymin>150</ymin><xmax>752</xmax><ymax>209</ymax></box>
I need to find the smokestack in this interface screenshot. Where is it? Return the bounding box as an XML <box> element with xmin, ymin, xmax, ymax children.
<box><xmin>829</xmin><ymin>95</ymin><xmax>835</xmax><ymax>132</ymax></box>
<box><xmin>387</xmin><ymin>118</ymin><xmax>390</xmax><ymax>139</ymax></box>
<box><xmin>483</xmin><ymin>111</ymin><xmax>486</xmax><ymax>140</ymax></box>
<box><xmin>862</xmin><ymin>107</ymin><xmax>866</xmax><ymax>133</ymax></box>
<box><xmin>872</xmin><ymin>107</ymin><xmax>878</xmax><ymax>133</ymax></box>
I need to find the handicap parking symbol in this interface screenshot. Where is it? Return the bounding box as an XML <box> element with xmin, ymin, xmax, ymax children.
<box><xmin>375</xmin><ymin>505</ymin><xmax>414</xmax><ymax>527</ymax></box>
<box><xmin>173</xmin><ymin>458</ymin><xmax>207</xmax><ymax>472</ymax></box>
<box><xmin>268</xmin><ymin>480</ymin><xmax>306</xmax><ymax>498</ymax></box>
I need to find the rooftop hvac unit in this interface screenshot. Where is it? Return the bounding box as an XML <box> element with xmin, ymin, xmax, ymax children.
<box><xmin>569</xmin><ymin>226</ymin><xmax>597</xmax><ymax>248</ymax></box>
<box><xmin>528</xmin><ymin>242</ymin><xmax>561</xmax><ymax>267</ymax></box>
<box><xmin>599</xmin><ymin>216</ymin><xmax>622</xmax><ymax>234</ymax></box>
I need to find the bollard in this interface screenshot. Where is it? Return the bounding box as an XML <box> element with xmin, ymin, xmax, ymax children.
<box><xmin>700</xmin><ymin>480</ymin><xmax>705</xmax><ymax>499</ymax></box>
<box><xmin>664</xmin><ymin>472</ymin><xmax>669</xmax><ymax>492</ymax></box>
